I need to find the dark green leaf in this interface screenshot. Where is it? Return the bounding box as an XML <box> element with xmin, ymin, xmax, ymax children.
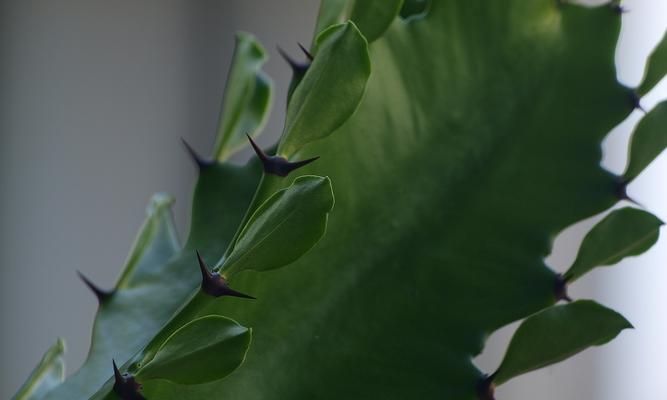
<box><xmin>278</xmin><ymin>21</ymin><xmax>370</xmax><ymax>158</ymax></box>
<box><xmin>624</xmin><ymin>101</ymin><xmax>667</xmax><ymax>181</ymax></box>
<box><xmin>494</xmin><ymin>300</ymin><xmax>632</xmax><ymax>385</ymax></box>
<box><xmin>12</xmin><ymin>339</ymin><xmax>65</xmax><ymax>400</ymax></box>
<box><xmin>638</xmin><ymin>29</ymin><xmax>667</xmax><ymax>96</ymax></box>
<box><xmin>137</xmin><ymin>316</ymin><xmax>251</xmax><ymax>385</ymax></box>
<box><xmin>564</xmin><ymin>207</ymin><xmax>663</xmax><ymax>282</ymax></box>
<box><xmin>350</xmin><ymin>0</ymin><xmax>403</xmax><ymax>42</ymax></box>
<box><xmin>221</xmin><ymin>175</ymin><xmax>334</xmax><ymax>275</ymax></box>
<box><xmin>212</xmin><ymin>32</ymin><xmax>273</xmax><ymax>162</ymax></box>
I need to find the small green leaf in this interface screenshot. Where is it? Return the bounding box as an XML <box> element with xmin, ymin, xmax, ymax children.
<box><xmin>494</xmin><ymin>301</ymin><xmax>632</xmax><ymax>385</ymax></box>
<box><xmin>564</xmin><ymin>207</ymin><xmax>663</xmax><ymax>282</ymax></box>
<box><xmin>278</xmin><ymin>21</ymin><xmax>370</xmax><ymax>158</ymax></box>
<box><xmin>221</xmin><ymin>175</ymin><xmax>334</xmax><ymax>275</ymax></box>
<box><xmin>638</xmin><ymin>29</ymin><xmax>667</xmax><ymax>96</ymax></box>
<box><xmin>624</xmin><ymin>100</ymin><xmax>667</xmax><ymax>181</ymax></box>
<box><xmin>350</xmin><ymin>0</ymin><xmax>403</xmax><ymax>42</ymax></box>
<box><xmin>13</xmin><ymin>339</ymin><xmax>66</xmax><ymax>400</ymax></box>
<box><xmin>137</xmin><ymin>316</ymin><xmax>251</xmax><ymax>385</ymax></box>
<box><xmin>212</xmin><ymin>32</ymin><xmax>273</xmax><ymax>162</ymax></box>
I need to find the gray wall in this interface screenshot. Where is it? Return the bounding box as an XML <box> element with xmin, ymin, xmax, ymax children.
<box><xmin>1</xmin><ymin>1</ymin><xmax>665</xmax><ymax>399</ymax></box>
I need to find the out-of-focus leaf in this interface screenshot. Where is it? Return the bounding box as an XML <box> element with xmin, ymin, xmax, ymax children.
<box><xmin>12</xmin><ymin>339</ymin><xmax>65</xmax><ymax>400</ymax></box>
<box><xmin>212</xmin><ymin>32</ymin><xmax>273</xmax><ymax>162</ymax></box>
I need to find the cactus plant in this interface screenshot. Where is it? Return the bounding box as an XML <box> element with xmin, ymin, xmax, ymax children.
<box><xmin>13</xmin><ymin>0</ymin><xmax>667</xmax><ymax>399</ymax></box>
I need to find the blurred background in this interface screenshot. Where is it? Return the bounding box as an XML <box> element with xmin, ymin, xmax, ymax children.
<box><xmin>0</xmin><ymin>1</ymin><xmax>665</xmax><ymax>399</ymax></box>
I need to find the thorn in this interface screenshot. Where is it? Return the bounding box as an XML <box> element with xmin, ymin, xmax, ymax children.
<box><xmin>112</xmin><ymin>359</ymin><xmax>123</xmax><ymax>383</ymax></box>
<box><xmin>476</xmin><ymin>374</ymin><xmax>496</xmax><ymax>400</ymax></box>
<box><xmin>246</xmin><ymin>134</ymin><xmax>319</xmax><ymax>177</ymax></box>
<box><xmin>277</xmin><ymin>45</ymin><xmax>310</xmax><ymax>76</ymax></box>
<box><xmin>246</xmin><ymin>134</ymin><xmax>270</xmax><ymax>164</ymax></box>
<box><xmin>629</xmin><ymin>90</ymin><xmax>646</xmax><ymax>113</ymax></box>
<box><xmin>112</xmin><ymin>360</ymin><xmax>145</xmax><ymax>400</ymax></box>
<box><xmin>555</xmin><ymin>274</ymin><xmax>572</xmax><ymax>303</ymax></box>
<box><xmin>610</xmin><ymin>2</ymin><xmax>628</xmax><ymax>14</ymax></box>
<box><xmin>614</xmin><ymin>176</ymin><xmax>645</xmax><ymax>208</ymax></box>
<box><xmin>297</xmin><ymin>43</ymin><xmax>314</xmax><ymax>61</ymax></box>
<box><xmin>196</xmin><ymin>251</ymin><xmax>256</xmax><ymax>299</ymax></box>
<box><xmin>181</xmin><ymin>138</ymin><xmax>213</xmax><ymax>169</ymax></box>
<box><xmin>77</xmin><ymin>271</ymin><xmax>114</xmax><ymax>304</ymax></box>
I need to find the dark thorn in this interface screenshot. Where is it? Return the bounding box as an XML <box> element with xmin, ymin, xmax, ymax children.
<box><xmin>181</xmin><ymin>138</ymin><xmax>213</xmax><ymax>169</ymax></box>
<box><xmin>277</xmin><ymin>45</ymin><xmax>310</xmax><ymax>76</ymax></box>
<box><xmin>555</xmin><ymin>274</ymin><xmax>572</xmax><ymax>303</ymax></box>
<box><xmin>77</xmin><ymin>271</ymin><xmax>114</xmax><ymax>304</ymax></box>
<box><xmin>610</xmin><ymin>3</ymin><xmax>628</xmax><ymax>14</ymax></box>
<box><xmin>112</xmin><ymin>360</ymin><xmax>145</xmax><ymax>400</ymax></box>
<box><xmin>196</xmin><ymin>251</ymin><xmax>256</xmax><ymax>300</ymax></box>
<box><xmin>297</xmin><ymin>43</ymin><xmax>314</xmax><ymax>61</ymax></box>
<box><xmin>629</xmin><ymin>90</ymin><xmax>646</xmax><ymax>113</ymax></box>
<box><xmin>112</xmin><ymin>359</ymin><xmax>123</xmax><ymax>383</ymax></box>
<box><xmin>246</xmin><ymin>134</ymin><xmax>270</xmax><ymax>164</ymax></box>
<box><xmin>614</xmin><ymin>176</ymin><xmax>644</xmax><ymax>208</ymax></box>
<box><xmin>246</xmin><ymin>134</ymin><xmax>319</xmax><ymax>177</ymax></box>
<box><xmin>476</xmin><ymin>374</ymin><xmax>496</xmax><ymax>400</ymax></box>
